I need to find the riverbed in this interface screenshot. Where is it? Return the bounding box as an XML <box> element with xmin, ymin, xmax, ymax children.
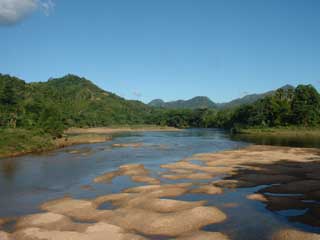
<box><xmin>1</xmin><ymin>129</ymin><xmax>320</xmax><ymax>240</ymax></box>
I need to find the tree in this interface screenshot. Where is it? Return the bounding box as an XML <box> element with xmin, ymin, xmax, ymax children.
<box><xmin>291</xmin><ymin>85</ymin><xmax>320</xmax><ymax>126</ymax></box>
<box><xmin>0</xmin><ymin>79</ymin><xmax>21</xmax><ymax>128</ymax></box>
<box><xmin>0</xmin><ymin>81</ymin><xmax>17</xmax><ymax>106</ymax></box>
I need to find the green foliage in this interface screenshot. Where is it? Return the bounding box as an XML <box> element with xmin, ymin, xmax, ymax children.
<box><xmin>0</xmin><ymin>74</ymin><xmax>152</xmax><ymax>137</ymax></box>
<box><xmin>228</xmin><ymin>85</ymin><xmax>320</xmax><ymax>129</ymax></box>
<box><xmin>149</xmin><ymin>96</ymin><xmax>217</xmax><ymax>109</ymax></box>
<box><xmin>0</xmin><ymin>76</ymin><xmax>26</xmax><ymax>128</ymax></box>
<box><xmin>146</xmin><ymin>108</ymin><xmax>221</xmax><ymax>129</ymax></box>
<box><xmin>0</xmin><ymin>128</ymin><xmax>54</xmax><ymax>156</ymax></box>
<box><xmin>291</xmin><ymin>85</ymin><xmax>320</xmax><ymax>126</ymax></box>
<box><xmin>149</xmin><ymin>85</ymin><xmax>295</xmax><ymax>110</ymax></box>
<box><xmin>0</xmin><ymin>72</ymin><xmax>319</xmax><ymax>142</ymax></box>
<box><xmin>148</xmin><ymin>84</ymin><xmax>320</xmax><ymax>130</ymax></box>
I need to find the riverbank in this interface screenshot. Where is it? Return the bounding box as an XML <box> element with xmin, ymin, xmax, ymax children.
<box><xmin>236</xmin><ymin>127</ymin><xmax>320</xmax><ymax>138</ymax></box>
<box><xmin>1</xmin><ymin>144</ymin><xmax>320</xmax><ymax>239</ymax></box>
<box><xmin>65</xmin><ymin>125</ymin><xmax>180</xmax><ymax>134</ymax></box>
<box><xmin>232</xmin><ymin>127</ymin><xmax>320</xmax><ymax>148</ymax></box>
<box><xmin>0</xmin><ymin>126</ymin><xmax>180</xmax><ymax>159</ymax></box>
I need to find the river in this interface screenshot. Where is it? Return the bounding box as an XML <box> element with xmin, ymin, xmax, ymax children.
<box><xmin>0</xmin><ymin>129</ymin><xmax>319</xmax><ymax>240</ymax></box>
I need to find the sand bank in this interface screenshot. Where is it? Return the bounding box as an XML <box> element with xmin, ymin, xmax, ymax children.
<box><xmin>65</xmin><ymin>126</ymin><xmax>180</xmax><ymax>134</ymax></box>
<box><xmin>3</xmin><ymin>145</ymin><xmax>320</xmax><ymax>239</ymax></box>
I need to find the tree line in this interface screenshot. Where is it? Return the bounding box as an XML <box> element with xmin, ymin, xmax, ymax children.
<box><xmin>1</xmin><ymin>73</ymin><xmax>320</xmax><ymax>141</ymax></box>
<box><xmin>148</xmin><ymin>85</ymin><xmax>320</xmax><ymax>130</ymax></box>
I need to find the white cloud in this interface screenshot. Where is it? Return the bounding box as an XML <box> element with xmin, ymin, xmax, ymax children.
<box><xmin>0</xmin><ymin>0</ymin><xmax>54</xmax><ymax>25</ymax></box>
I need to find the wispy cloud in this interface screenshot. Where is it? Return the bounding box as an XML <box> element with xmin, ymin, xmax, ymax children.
<box><xmin>133</xmin><ymin>91</ymin><xmax>142</xmax><ymax>98</ymax></box>
<box><xmin>0</xmin><ymin>0</ymin><xmax>54</xmax><ymax>25</ymax></box>
<box><xmin>39</xmin><ymin>0</ymin><xmax>54</xmax><ymax>16</ymax></box>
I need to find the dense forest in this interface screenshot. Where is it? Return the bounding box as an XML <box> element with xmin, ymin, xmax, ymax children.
<box><xmin>0</xmin><ymin>74</ymin><xmax>151</xmax><ymax>137</ymax></box>
<box><xmin>148</xmin><ymin>85</ymin><xmax>287</xmax><ymax>109</ymax></box>
<box><xmin>151</xmin><ymin>85</ymin><xmax>320</xmax><ymax>130</ymax></box>
<box><xmin>1</xmin><ymin>73</ymin><xmax>320</xmax><ymax>141</ymax></box>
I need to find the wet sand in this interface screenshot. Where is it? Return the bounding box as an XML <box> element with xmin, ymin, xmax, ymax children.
<box><xmin>2</xmin><ymin>145</ymin><xmax>320</xmax><ymax>239</ymax></box>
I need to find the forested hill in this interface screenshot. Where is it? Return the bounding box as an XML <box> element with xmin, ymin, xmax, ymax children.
<box><xmin>0</xmin><ymin>74</ymin><xmax>151</xmax><ymax>136</ymax></box>
<box><xmin>228</xmin><ymin>84</ymin><xmax>320</xmax><ymax>129</ymax></box>
<box><xmin>147</xmin><ymin>84</ymin><xmax>320</xmax><ymax>129</ymax></box>
<box><xmin>148</xmin><ymin>96</ymin><xmax>216</xmax><ymax>109</ymax></box>
<box><xmin>149</xmin><ymin>85</ymin><xmax>295</xmax><ymax>110</ymax></box>
<box><xmin>216</xmin><ymin>84</ymin><xmax>294</xmax><ymax>109</ymax></box>
<box><xmin>1</xmin><ymin>73</ymin><xmax>319</xmax><ymax>157</ymax></box>
<box><xmin>1</xmin><ymin>73</ymin><xmax>319</xmax><ymax>135</ymax></box>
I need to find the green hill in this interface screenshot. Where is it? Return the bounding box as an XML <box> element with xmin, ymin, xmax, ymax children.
<box><xmin>217</xmin><ymin>85</ymin><xmax>295</xmax><ymax>109</ymax></box>
<box><xmin>148</xmin><ymin>96</ymin><xmax>217</xmax><ymax>109</ymax></box>
<box><xmin>149</xmin><ymin>85</ymin><xmax>295</xmax><ymax>110</ymax></box>
<box><xmin>0</xmin><ymin>73</ymin><xmax>319</xmax><ymax>156</ymax></box>
<box><xmin>0</xmin><ymin>74</ymin><xmax>151</xmax><ymax>136</ymax></box>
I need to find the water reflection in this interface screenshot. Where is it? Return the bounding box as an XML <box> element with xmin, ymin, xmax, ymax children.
<box><xmin>231</xmin><ymin>134</ymin><xmax>320</xmax><ymax>148</ymax></box>
<box><xmin>1</xmin><ymin>159</ymin><xmax>18</xmax><ymax>180</ymax></box>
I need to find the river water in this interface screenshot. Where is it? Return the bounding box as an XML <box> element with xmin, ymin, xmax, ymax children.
<box><xmin>0</xmin><ymin>129</ymin><xmax>319</xmax><ymax>239</ymax></box>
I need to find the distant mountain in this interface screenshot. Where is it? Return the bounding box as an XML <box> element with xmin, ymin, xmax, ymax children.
<box><xmin>149</xmin><ymin>85</ymin><xmax>295</xmax><ymax>110</ymax></box>
<box><xmin>148</xmin><ymin>99</ymin><xmax>166</xmax><ymax>108</ymax></box>
<box><xmin>216</xmin><ymin>85</ymin><xmax>295</xmax><ymax>109</ymax></box>
<box><xmin>148</xmin><ymin>96</ymin><xmax>217</xmax><ymax>109</ymax></box>
<box><xmin>216</xmin><ymin>92</ymin><xmax>272</xmax><ymax>109</ymax></box>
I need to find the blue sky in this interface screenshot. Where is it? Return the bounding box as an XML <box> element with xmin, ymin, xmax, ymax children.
<box><xmin>1</xmin><ymin>0</ymin><xmax>320</xmax><ymax>103</ymax></box>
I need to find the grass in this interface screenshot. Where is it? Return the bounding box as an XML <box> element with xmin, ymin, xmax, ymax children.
<box><xmin>237</xmin><ymin>126</ymin><xmax>320</xmax><ymax>137</ymax></box>
<box><xmin>0</xmin><ymin>128</ymin><xmax>54</xmax><ymax>157</ymax></box>
<box><xmin>0</xmin><ymin>129</ymin><xmax>114</xmax><ymax>158</ymax></box>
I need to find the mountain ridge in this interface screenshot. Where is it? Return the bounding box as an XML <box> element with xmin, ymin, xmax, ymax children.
<box><xmin>149</xmin><ymin>96</ymin><xmax>216</xmax><ymax>109</ymax></box>
<box><xmin>148</xmin><ymin>85</ymin><xmax>295</xmax><ymax>109</ymax></box>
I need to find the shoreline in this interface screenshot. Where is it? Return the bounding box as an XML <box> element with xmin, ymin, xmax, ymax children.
<box><xmin>236</xmin><ymin>127</ymin><xmax>320</xmax><ymax>138</ymax></box>
<box><xmin>64</xmin><ymin>126</ymin><xmax>181</xmax><ymax>134</ymax></box>
<box><xmin>0</xmin><ymin>126</ymin><xmax>180</xmax><ymax>159</ymax></box>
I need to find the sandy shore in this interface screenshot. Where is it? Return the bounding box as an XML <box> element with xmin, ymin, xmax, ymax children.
<box><xmin>65</xmin><ymin>126</ymin><xmax>181</xmax><ymax>134</ymax></box>
<box><xmin>2</xmin><ymin>145</ymin><xmax>320</xmax><ymax>239</ymax></box>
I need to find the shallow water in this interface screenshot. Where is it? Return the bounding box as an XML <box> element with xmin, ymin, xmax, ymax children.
<box><xmin>1</xmin><ymin>128</ymin><xmax>320</xmax><ymax>239</ymax></box>
<box><xmin>0</xmin><ymin>129</ymin><xmax>245</xmax><ymax>217</ymax></box>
